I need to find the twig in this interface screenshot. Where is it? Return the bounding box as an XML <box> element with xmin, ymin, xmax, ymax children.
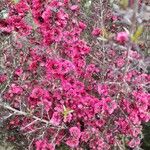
<box><xmin>0</xmin><ymin>99</ymin><xmax>66</xmax><ymax>129</ymax></box>
<box><xmin>20</xmin><ymin>119</ymin><xmax>38</xmax><ymax>131</ymax></box>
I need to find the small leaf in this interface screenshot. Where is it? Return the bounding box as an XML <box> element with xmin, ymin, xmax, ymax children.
<box><xmin>0</xmin><ymin>9</ymin><xmax>9</xmax><ymax>19</ymax></box>
<box><xmin>120</xmin><ymin>0</ymin><xmax>129</xmax><ymax>9</ymax></box>
<box><xmin>101</xmin><ymin>28</ymin><xmax>109</xmax><ymax>38</ymax></box>
<box><xmin>131</xmin><ymin>25</ymin><xmax>144</xmax><ymax>43</ymax></box>
<box><xmin>12</xmin><ymin>0</ymin><xmax>20</xmax><ymax>4</ymax></box>
<box><xmin>62</xmin><ymin>105</ymin><xmax>74</xmax><ymax>119</ymax></box>
<box><xmin>84</xmin><ymin>0</ymin><xmax>92</xmax><ymax>8</ymax></box>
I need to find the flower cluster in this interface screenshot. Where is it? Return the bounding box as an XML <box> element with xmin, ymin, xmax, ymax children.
<box><xmin>0</xmin><ymin>0</ymin><xmax>149</xmax><ymax>150</ymax></box>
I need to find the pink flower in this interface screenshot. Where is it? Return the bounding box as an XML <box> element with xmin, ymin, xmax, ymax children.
<box><xmin>107</xmin><ymin>101</ymin><xmax>117</xmax><ymax>114</ymax></box>
<box><xmin>70</xmin><ymin>5</ymin><xmax>79</xmax><ymax>11</ymax></box>
<box><xmin>50</xmin><ymin>112</ymin><xmax>62</xmax><ymax>126</ymax></box>
<box><xmin>111</xmin><ymin>15</ymin><xmax>118</xmax><ymax>21</ymax></box>
<box><xmin>42</xmin><ymin>6</ymin><xmax>52</xmax><ymax>22</ymax></box>
<box><xmin>139</xmin><ymin>112</ymin><xmax>150</xmax><ymax>122</ymax></box>
<box><xmin>35</xmin><ymin>140</ymin><xmax>44</xmax><ymax>150</ymax></box>
<box><xmin>35</xmin><ymin>140</ymin><xmax>55</xmax><ymax>150</ymax></box>
<box><xmin>30</xmin><ymin>87</ymin><xmax>43</xmax><ymax>99</ymax></box>
<box><xmin>85</xmin><ymin>64</ymin><xmax>99</xmax><ymax>78</ymax></box>
<box><xmin>131</xmin><ymin>127</ymin><xmax>141</xmax><ymax>137</ymax></box>
<box><xmin>101</xmin><ymin>97</ymin><xmax>117</xmax><ymax>114</ymax></box>
<box><xmin>79</xmin><ymin>21</ymin><xmax>87</xmax><ymax>30</ymax></box>
<box><xmin>15</xmin><ymin>68</ymin><xmax>23</xmax><ymax>76</ymax></box>
<box><xmin>116</xmin><ymin>32</ymin><xmax>128</xmax><ymax>43</ymax></box>
<box><xmin>28</xmin><ymin>61</ymin><xmax>38</xmax><ymax>71</ymax></box>
<box><xmin>98</xmin><ymin>84</ymin><xmax>108</xmax><ymax>96</ymax></box>
<box><xmin>63</xmin><ymin>113</ymin><xmax>72</xmax><ymax>123</ymax></box>
<box><xmin>14</xmin><ymin>1</ymin><xmax>29</xmax><ymax>14</ymax></box>
<box><xmin>128</xmin><ymin>137</ymin><xmax>140</xmax><ymax>148</ymax></box>
<box><xmin>0</xmin><ymin>74</ymin><xmax>7</xmax><ymax>83</ymax></box>
<box><xmin>60</xmin><ymin>59</ymin><xmax>75</xmax><ymax>74</ymax></box>
<box><xmin>46</xmin><ymin>59</ymin><xmax>62</xmax><ymax>74</ymax></box>
<box><xmin>129</xmin><ymin>50</ymin><xmax>141</xmax><ymax>59</ymax></box>
<box><xmin>66</xmin><ymin>138</ymin><xmax>79</xmax><ymax>148</ymax></box>
<box><xmin>69</xmin><ymin>127</ymin><xmax>81</xmax><ymax>139</ymax></box>
<box><xmin>10</xmin><ymin>84</ymin><xmax>23</xmax><ymax>94</ymax></box>
<box><xmin>47</xmin><ymin>143</ymin><xmax>55</xmax><ymax>150</ymax></box>
<box><xmin>39</xmin><ymin>99</ymin><xmax>52</xmax><ymax>112</ymax></box>
<box><xmin>57</xmin><ymin>9</ymin><xmax>68</xmax><ymax>20</ymax></box>
<box><xmin>92</xmin><ymin>28</ymin><xmax>102</xmax><ymax>36</ymax></box>
<box><xmin>94</xmin><ymin>102</ymin><xmax>102</xmax><ymax>114</ymax></box>
<box><xmin>116</xmin><ymin>57</ymin><xmax>125</xmax><ymax>67</ymax></box>
<box><xmin>81</xmin><ymin>131</ymin><xmax>90</xmax><ymax>142</ymax></box>
<box><xmin>129</xmin><ymin>111</ymin><xmax>141</xmax><ymax>125</ymax></box>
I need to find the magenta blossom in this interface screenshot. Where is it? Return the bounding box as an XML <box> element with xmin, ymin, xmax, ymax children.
<box><xmin>92</xmin><ymin>28</ymin><xmax>102</xmax><ymax>36</ymax></box>
<box><xmin>116</xmin><ymin>31</ymin><xmax>129</xmax><ymax>43</ymax></box>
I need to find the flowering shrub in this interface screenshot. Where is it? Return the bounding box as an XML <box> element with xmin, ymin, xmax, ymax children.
<box><xmin>0</xmin><ymin>0</ymin><xmax>149</xmax><ymax>150</ymax></box>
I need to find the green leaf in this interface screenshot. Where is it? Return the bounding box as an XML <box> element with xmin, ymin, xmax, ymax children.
<box><xmin>12</xmin><ymin>0</ymin><xmax>20</xmax><ymax>4</ymax></box>
<box><xmin>62</xmin><ymin>105</ymin><xmax>74</xmax><ymax>119</ymax></box>
<box><xmin>0</xmin><ymin>9</ymin><xmax>9</xmax><ymax>19</ymax></box>
<box><xmin>131</xmin><ymin>25</ymin><xmax>144</xmax><ymax>43</ymax></box>
<box><xmin>84</xmin><ymin>0</ymin><xmax>92</xmax><ymax>8</ymax></box>
<box><xmin>120</xmin><ymin>0</ymin><xmax>129</xmax><ymax>9</ymax></box>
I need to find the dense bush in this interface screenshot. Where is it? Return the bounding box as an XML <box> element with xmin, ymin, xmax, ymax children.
<box><xmin>0</xmin><ymin>0</ymin><xmax>149</xmax><ymax>149</ymax></box>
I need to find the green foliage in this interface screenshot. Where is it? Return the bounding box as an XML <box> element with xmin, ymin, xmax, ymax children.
<box><xmin>81</xmin><ymin>0</ymin><xmax>92</xmax><ymax>13</ymax></box>
<box><xmin>131</xmin><ymin>25</ymin><xmax>144</xmax><ymax>43</ymax></box>
<box><xmin>84</xmin><ymin>0</ymin><xmax>92</xmax><ymax>8</ymax></box>
<box><xmin>119</xmin><ymin>0</ymin><xmax>128</xmax><ymax>9</ymax></box>
<box><xmin>56</xmin><ymin>144</ymin><xmax>70</xmax><ymax>150</ymax></box>
<box><xmin>142</xmin><ymin>122</ymin><xmax>150</xmax><ymax>150</ymax></box>
<box><xmin>12</xmin><ymin>0</ymin><xmax>20</xmax><ymax>4</ymax></box>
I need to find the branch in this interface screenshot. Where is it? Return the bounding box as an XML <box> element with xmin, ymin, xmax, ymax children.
<box><xmin>0</xmin><ymin>97</ymin><xmax>66</xmax><ymax>129</ymax></box>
